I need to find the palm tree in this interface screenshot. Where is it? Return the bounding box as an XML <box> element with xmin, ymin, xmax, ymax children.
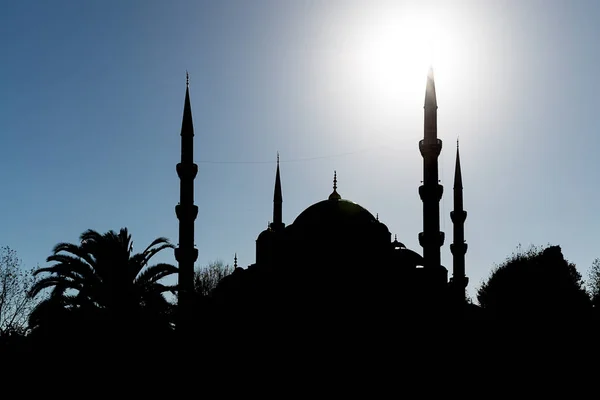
<box><xmin>29</xmin><ymin>228</ymin><xmax>178</xmax><ymax>345</ymax></box>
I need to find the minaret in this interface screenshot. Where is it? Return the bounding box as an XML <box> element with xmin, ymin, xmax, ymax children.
<box><xmin>270</xmin><ymin>153</ymin><xmax>285</xmax><ymax>232</ymax></box>
<box><xmin>450</xmin><ymin>140</ymin><xmax>468</xmax><ymax>304</ymax></box>
<box><xmin>175</xmin><ymin>72</ymin><xmax>199</xmax><ymax>326</ymax></box>
<box><xmin>418</xmin><ymin>68</ymin><xmax>444</xmax><ymax>269</ymax></box>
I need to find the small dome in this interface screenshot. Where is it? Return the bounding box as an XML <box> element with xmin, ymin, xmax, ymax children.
<box><xmin>256</xmin><ymin>228</ymin><xmax>275</xmax><ymax>242</ymax></box>
<box><xmin>394</xmin><ymin>247</ymin><xmax>425</xmax><ymax>267</ymax></box>
<box><xmin>392</xmin><ymin>235</ymin><xmax>406</xmax><ymax>249</ymax></box>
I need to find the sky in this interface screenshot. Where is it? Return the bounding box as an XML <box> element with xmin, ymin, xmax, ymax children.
<box><xmin>1</xmin><ymin>0</ymin><xmax>600</xmax><ymax>301</ymax></box>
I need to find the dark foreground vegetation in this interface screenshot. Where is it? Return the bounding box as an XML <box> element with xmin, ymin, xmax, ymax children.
<box><xmin>1</xmin><ymin>229</ymin><xmax>599</xmax><ymax>374</ymax></box>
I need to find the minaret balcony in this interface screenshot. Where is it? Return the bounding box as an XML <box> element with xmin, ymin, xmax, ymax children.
<box><xmin>450</xmin><ymin>210</ymin><xmax>467</xmax><ymax>223</ymax></box>
<box><xmin>418</xmin><ymin>231</ymin><xmax>445</xmax><ymax>247</ymax></box>
<box><xmin>175</xmin><ymin>247</ymin><xmax>199</xmax><ymax>263</ymax></box>
<box><xmin>419</xmin><ymin>139</ymin><xmax>442</xmax><ymax>157</ymax></box>
<box><xmin>449</xmin><ymin>275</ymin><xmax>469</xmax><ymax>289</ymax></box>
<box><xmin>419</xmin><ymin>184</ymin><xmax>443</xmax><ymax>201</ymax></box>
<box><xmin>450</xmin><ymin>242</ymin><xmax>468</xmax><ymax>255</ymax></box>
<box><xmin>269</xmin><ymin>221</ymin><xmax>286</xmax><ymax>232</ymax></box>
<box><xmin>175</xmin><ymin>204</ymin><xmax>199</xmax><ymax>220</ymax></box>
<box><xmin>176</xmin><ymin>163</ymin><xmax>198</xmax><ymax>180</ymax></box>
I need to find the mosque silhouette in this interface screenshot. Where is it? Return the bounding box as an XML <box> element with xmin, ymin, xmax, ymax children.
<box><xmin>174</xmin><ymin>69</ymin><xmax>476</xmax><ymax>335</ymax></box>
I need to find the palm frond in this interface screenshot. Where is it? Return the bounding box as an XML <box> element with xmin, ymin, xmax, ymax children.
<box><xmin>142</xmin><ymin>237</ymin><xmax>173</xmax><ymax>254</ymax></box>
<box><xmin>50</xmin><ymin>283</ymin><xmax>68</xmax><ymax>298</ymax></box>
<box><xmin>50</xmin><ymin>242</ymin><xmax>97</xmax><ymax>268</ymax></box>
<box><xmin>42</xmin><ymin>255</ymin><xmax>97</xmax><ymax>276</ymax></box>
<box><xmin>135</xmin><ymin>263</ymin><xmax>178</xmax><ymax>289</ymax></box>
<box><xmin>128</xmin><ymin>242</ymin><xmax>174</xmax><ymax>278</ymax></box>
<box><xmin>79</xmin><ymin>229</ymin><xmax>103</xmax><ymax>245</ymax></box>
<box><xmin>128</xmin><ymin>253</ymin><xmax>147</xmax><ymax>282</ymax></box>
<box><xmin>29</xmin><ymin>276</ymin><xmax>82</xmax><ymax>299</ymax></box>
<box><xmin>35</xmin><ymin>228</ymin><xmax>180</xmax><ymax>330</ymax></box>
<box><xmin>141</xmin><ymin>243</ymin><xmax>175</xmax><ymax>265</ymax></box>
<box><xmin>34</xmin><ymin>263</ymin><xmax>92</xmax><ymax>287</ymax></box>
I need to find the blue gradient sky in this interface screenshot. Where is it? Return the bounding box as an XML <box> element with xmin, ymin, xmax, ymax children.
<box><xmin>1</xmin><ymin>0</ymin><xmax>599</xmax><ymax>299</ymax></box>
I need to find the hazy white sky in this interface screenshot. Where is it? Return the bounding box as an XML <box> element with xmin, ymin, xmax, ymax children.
<box><xmin>1</xmin><ymin>0</ymin><xmax>599</xmax><ymax>300</ymax></box>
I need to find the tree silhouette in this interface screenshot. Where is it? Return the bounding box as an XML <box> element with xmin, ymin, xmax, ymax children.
<box><xmin>0</xmin><ymin>246</ymin><xmax>39</xmax><ymax>336</ymax></box>
<box><xmin>194</xmin><ymin>260</ymin><xmax>234</xmax><ymax>298</ymax></box>
<box><xmin>587</xmin><ymin>258</ymin><xmax>600</xmax><ymax>309</ymax></box>
<box><xmin>28</xmin><ymin>228</ymin><xmax>178</xmax><ymax>348</ymax></box>
<box><xmin>0</xmin><ymin>246</ymin><xmax>40</xmax><ymax>355</ymax></box>
<box><xmin>477</xmin><ymin>244</ymin><xmax>591</xmax><ymax>323</ymax></box>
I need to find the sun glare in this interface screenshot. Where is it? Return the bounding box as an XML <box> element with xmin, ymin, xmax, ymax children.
<box><xmin>315</xmin><ymin>3</ymin><xmax>471</xmax><ymax>150</ymax></box>
<box><xmin>348</xmin><ymin>5</ymin><xmax>466</xmax><ymax>114</ymax></box>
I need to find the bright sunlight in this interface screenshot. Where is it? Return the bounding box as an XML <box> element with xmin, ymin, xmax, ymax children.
<box><xmin>356</xmin><ymin>5</ymin><xmax>465</xmax><ymax>105</ymax></box>
<box><xmin>325</xmin><ymin>3</ymin><xmax>469</xmax><ymax>120</ymax></box>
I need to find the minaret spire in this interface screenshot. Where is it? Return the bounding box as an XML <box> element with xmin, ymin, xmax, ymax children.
<box><xmin>175</xmin><ymin>73</ymin><xmax>199</xmax><ymax>332</ymax></box>
<box><xmin>450</xmin><ymin>140</ymin><xmax>468</xmax><ymax>305</ymax></box>
<box><xmin>424</xmin><ymin>67</ymin><xmax>437</xmax><ymax>109</ymax></box>
<box><xmin>271</xmin><ymin>152</ymin><xmax>284</xmax><ymax>231</ymax></box>
<box><xmin>454</xmin><ymin>139</ymin><xmax>462</xmax><ymax>190</ymax></box>
<box><xmin>418</xmin><ymin>68</ymin><xmax>445</xmax><ymax>273</ymax></box>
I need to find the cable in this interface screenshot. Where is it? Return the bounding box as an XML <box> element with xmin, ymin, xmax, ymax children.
<box><xmin>196</xmin><ymin>145</ymin><xmax>387</xmax><ymax>164</ymax></box>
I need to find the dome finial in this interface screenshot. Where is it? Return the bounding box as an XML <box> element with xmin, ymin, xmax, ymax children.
<box><xmin>395</xmin><ymin>234</ymin><xmax>398</xmax><ymax>241</ymax></box>
<box><xmin>376</xmin><ymin>213</ymin><xmax>379</xmax><ymax>221</ymax></box>
<box><xmin>186</xmin><ymin>70</ymin><xmax>189</xmax><ymax>86</ymax></box>
<box><xmin>328</xmin><ymin>170</ymin><xmax>341</xmax><ymax>200</ymax></box>
<box><xmin>234</xmin><ymin>253</ymin><xmax>238</xmax><ymax>269</ymax></box>
<box><xmin>333</xmin><ymin>170</ymin><xmax>337</xmax><ymax>191</ymax></box>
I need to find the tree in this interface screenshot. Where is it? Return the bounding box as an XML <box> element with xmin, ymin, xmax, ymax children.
<box><xmin>477</xmin><ymin>244</ymin><xmax>591</xmax><ymax>322</ymax></box>
<box><xmin>0</xmin><ymin>246</ymin><xmax>39</xmax><ymax>336</ymax></box>
<box><xmin>588</xmin><ymin>258</ymin><xmax>600</xmax><ymax>308</ymax></box>
<box><xmin>29</xmin><ymin>228</ymin><xmax>178</xmax><ymax>344</ymax></box>
<box><xmin>194</xmin><ymin>260</ymin><xmax>234</xmax><ymax>297</ymax></box>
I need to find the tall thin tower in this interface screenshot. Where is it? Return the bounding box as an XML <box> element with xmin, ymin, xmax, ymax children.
<box><xmin>418</xmin><ymin>68</ymin><xmax>445</xmax><ymax>269</ymax></box>
<box><xmin>270</xmin><ymin>153</ymin><xmax>285</xmax><ymax>232</ymax></box>
<box><xmin>175</xmin><ymin>72</ymin><xmax>198</xmax><ymax>326</ymax></box>
<box><xmin>450</xmin><ymin>140</ymin><xmax>468</xmax><ymax>304</ymax></box>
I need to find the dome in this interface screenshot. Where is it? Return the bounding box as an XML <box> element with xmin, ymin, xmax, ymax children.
<box><xmin>256</xmin><ymin>228</ymin><xmax>275</xmax><ymax>242</ymax></box>
<box><xmin>292</xmin><ymin>198</ymin><xmax>378</xmax><ymax>228</ymax></box>
<box><xmin>287</xmin><ymin>172</ymin><xmax>390</xmax><ymax>244</ymax></box>
<box><xmin>394</xmin><ymin>247</ymin><xmax>425</xmax><ymax>266</ymax></box>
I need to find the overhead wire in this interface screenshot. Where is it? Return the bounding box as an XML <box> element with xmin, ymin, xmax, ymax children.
<box><xmin>196</xmin><ymin>144</ymin><xmax>390</xmax><ymax>164</ymax></box>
